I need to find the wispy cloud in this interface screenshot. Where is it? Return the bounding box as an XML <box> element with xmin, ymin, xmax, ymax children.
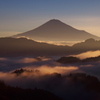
<box><xmin>70</xmin><ymin>50</ymin><xmax>100</xmax><ymax>59</ymax></box>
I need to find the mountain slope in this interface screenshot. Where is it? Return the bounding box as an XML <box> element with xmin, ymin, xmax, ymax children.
<box><xmin>0</xmin><ymin>37</ymin><xmax>100</xmax><ymax>57</ymax></box>
<box><xmin>0</xmin><ymin>37</ymin><xmax>70</xmax><ymax>57</ymax></box>
<box><xmin>13</xmin><ymin>19</ymin><xmax>100</xmax><ymax>41</ymax></box>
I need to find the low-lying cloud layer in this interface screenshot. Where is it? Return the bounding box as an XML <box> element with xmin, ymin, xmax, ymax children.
<box><xmin>0</xmin><ymin>54</ymin><xmax>100</xmax><ymax>100</ymax></box>
<box><xmin>0</xmin><ymin>67</ymin><xmax>98</xmax><ymax>100</ymax></box>
<box><xmin>70</xmin><ymin>50</ymin><xmax>100</xmax><ymax>59</ymax></box>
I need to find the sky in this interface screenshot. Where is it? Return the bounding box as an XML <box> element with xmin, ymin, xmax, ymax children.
<box><xmin>0</xmin><ymin>0</ymin><xmax>100</xmax><ymax>37</ymax></box>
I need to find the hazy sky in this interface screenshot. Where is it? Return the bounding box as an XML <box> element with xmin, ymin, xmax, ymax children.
<box><xmin>0</xmin><ymin>0</ymin><xmax>100</xmax><ymax>37</ymax></box>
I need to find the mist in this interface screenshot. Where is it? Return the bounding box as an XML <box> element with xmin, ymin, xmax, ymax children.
<box><xmin>0</xmin><ymin>51</ymin><xmax>100</xmax><ymax>99</ymax></box>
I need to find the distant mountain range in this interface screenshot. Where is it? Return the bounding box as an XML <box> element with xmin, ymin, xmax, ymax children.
<box><xmin>1</xmin><ymin>37</ymin><xmax>100</xmax><ymax>57</ymax></box>
<box><xmin>0</xmin><ymin>37</ymin><xmax>69</xmax><ymax>57</ymax></box>
<box><xmin>13</xmin><ymin>19</ymin><xmax>100</xmax><ymax>41</ymax></box>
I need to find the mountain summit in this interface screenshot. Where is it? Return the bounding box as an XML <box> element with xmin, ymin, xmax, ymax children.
<box><xmin>13</xmin><ymin>19</ymin><xmax>100</xmax><ymax>41</ymax></box>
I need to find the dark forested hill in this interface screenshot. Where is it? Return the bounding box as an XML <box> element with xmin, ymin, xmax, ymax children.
<box><xmin>0</xmin><ymin>80</ymin><xmax>63</xmax><ymax>100</ymax></box>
